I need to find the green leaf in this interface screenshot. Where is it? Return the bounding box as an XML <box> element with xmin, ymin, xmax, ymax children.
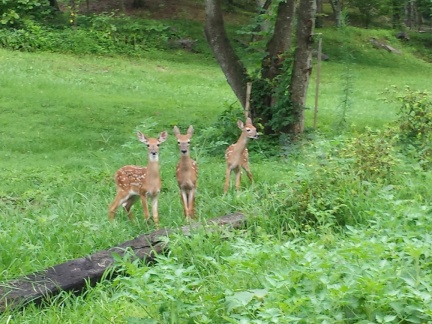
<box><xmin>383</xmin><ymin>315</ymin><xmax>397</xmax><ymax>322</ymax></box>
<box><xmin>226</xmin><ymin>291</ymin><xmax>255</xmax><ymax>311</ymax></box>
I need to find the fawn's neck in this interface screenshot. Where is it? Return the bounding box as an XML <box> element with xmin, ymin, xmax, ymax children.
<box><xmin>178</xmin><ymin>154</ymin><xmax>193</xmax><ymax>168</ymax></box>
<box><xmin>234</xmin><ymin>131</ymin><xmax>249</xmax><ymax>152</ymax></box>
<box><xmin>146</xmin><ymin>159</ymin><xmax>160</xmax><ymax>177</ymax></box>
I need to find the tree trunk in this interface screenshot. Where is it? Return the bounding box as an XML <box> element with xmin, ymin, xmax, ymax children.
<box><xmin>204</xmin><ymin>0</ymin><xmax>316</xmax><ymax>136</ymax></box>
<box><xmin>329</xmin><ymin>0</ymin><xmax>342</xmax><ymax>27</ymax></box>
<box><xmin>254</xmin><ymin>0</ymin><xmax>296</xmax><ymax>132</ymax></box>
<box><xmin>204</xmin><ymin>0</ymin><xmax>250</xmax><ymax>107</ymax></box>
<box><xmin>289</xmin><ymin>0</ymin><xmax>316</xmax><ymax>134</ymax></box>
<box><xmin>405</xmin><ymin>0</ymin><xmax>417</xmax><ymax>29</ymax></box>
<box><xmin>261</xmin><ymin>0</ymin><xmax>295</xmax><ymax>81</ymax></box>
<box><xmin>316</xmin><ymin>0</ymin><xmax>323</xmax><ymax>28</ymax></box>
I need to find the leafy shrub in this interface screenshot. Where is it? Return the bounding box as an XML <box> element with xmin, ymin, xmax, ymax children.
<box><xmin>249</xmin><ymin>57</ymin><xmax>295</xmax><ymax>135</ymax></box>
<box><xmin>87</xmin><ymin>13</ymin><xmax>175</xmax><ymax>52</ymax></box>
<box><xmin>338</xmin><ymin>127</ymin><xmax>398</xmax><ymax>181</ymax></box>
<box><xmin>0</xmin><ymin>0</ymin><xmax>53</xmax><ymax>27</ymax></box>
<box><xmin>2</xmin><ymin>24</ymin><xmax>47</xmax><ymax>51</ymax></box>
<box><xmin>386</xmin><ymin>86</ymin><xmax>432</xmax><ymax>169</ymax></box>
<box><xmin>252</xmin><ymin>164</ymin><xmax>364</xmax><ymax>234</ymax></box>
<box><xmin>0</xmin><ymin>11</ymin><xmax>182</xmax><ymax>55</ymax></box>
<box><xmin>196</xmin><ymin>104</ymin><xmax>248</xmax><ymax>156</ymax></box>
<box><xmin>396</xmin><ymin>87</ymin><xmax>432</xmax><ymax>141</ymax></box>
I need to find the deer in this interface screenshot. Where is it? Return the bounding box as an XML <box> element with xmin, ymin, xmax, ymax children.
<box><xmin>224</xmin><ymin>117</ymin><xmax>259</xmax><ymax>193</ymax></box>
<box><xmin>108</xmin><ymin>130</ymin><xmax>168</xmax><ymax>228</ymax></box>
<box><xmin>173</xmin><ymin>125</ymin><xmax>198</xmax><ymax>220</ymax></box>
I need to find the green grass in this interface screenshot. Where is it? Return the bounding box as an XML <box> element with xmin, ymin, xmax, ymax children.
<box><xmin>0</xmin><ymin>48</ymin><xmax>239</xmax><ymax>279</ymax></box>
<box><xmin>1</xmin><ymin>24</ymin><xmax>432</xmax><ymax>322</ymax></box>
<box><xmin>305</xmin><ymin>27</ymin><xmax>432</xmax><ymax>133</ymax></box>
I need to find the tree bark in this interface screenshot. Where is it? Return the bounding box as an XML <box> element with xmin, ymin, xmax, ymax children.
<box><xmin>261</xmin><ymin>0</ymin><xmax>295</xmax><ymax>81</ymax></box>
<box><xmin>329</xmin><ymin>0</ymin><xmax>342</xmax><ymax>27</ymax></box>
<box><xmin>204</xmin><ymin>0</ymin><xmax>250</xmax><ymax>108</ymax></box>
<box><xmin>204</xmin><ymin>0</ymin><xmax>316</xmax><ymax>135</ymax></box>
<box><xmin>316</xmin><ymin>0</ymin><xmax>323</xmax><ymax>28</ymax></box>
<box><xmin>254</xmin><ymin>0</ymin><xmax>296</xmax><ymax>132</ymax></box>
<box><xmin>289</xmin><ymin>0</ymin><xmax>316</xmax><ymax>134</ymax></box>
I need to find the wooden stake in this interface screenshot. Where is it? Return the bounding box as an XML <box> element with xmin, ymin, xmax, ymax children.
<box><xmin>245</xmin><ymin>82</ymin><xmax>252</xmax><ymax>120</ymax></box>
<box><xmin>313</xmin><ymin>36</ymin><xmax>322</xmax><ymax>130</ymax></box>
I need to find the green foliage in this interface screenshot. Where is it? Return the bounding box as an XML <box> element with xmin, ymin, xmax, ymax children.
<box><xmin>0</xmin><ymin>15</ymin><xmax>179</xmax><ymax>55</ymax></box>
<box><xmin>68</xmin><ymin>206</ymin><xmax>432</xmax><ymax>323</ymax></box>
<box><xmin>347</xmin><ymin>0</ymin><xmax>387</xmax><ymax>27</ymax></box>
<box><xmin>0</xmin><ymin>0</ymin><xmax>53</xmax><ymax>27</ymax></box>
<box><xmin>1</xmin><ymin>25</ymin><xmax>432</xmax><ymax>323</ymax></box>
<box><xmin>386</xmin><ymin>86</ymin><xmax>432</xmax><ymax>169</ymax></box>
<box><xmin>244</xmin><ymin>129</ymin><xmax>400</xmax><ymax>235</ymax></box>
<box><xmin>338</xmin><ymin>127</ymin><xmax>398</xmax><ymax>181</ymax></box>
<box><xmin>408</xmin><ymin>31</ymin><xmax>432</xmax><ymax>63</ymax></box>
<box><xmin>111</xmin><ymin>254</ymin><xmax>206</xmax><ymax>323</ymax></box>
<box><xmin>250</xmin><ymin>56</ymin><xmax>294</xmax><ymax>134</ymax></box>
<box><xmin>86</xmin><ymin>13</ymin><xmax>175</xmax><ymax>52</ymax></box>
<box><xmin>0</xmin><ymin>19</ymin><xmax>49</xmax><ymax>51</ymax></box>
<box><xmin>196</xmin><ymin>103</ymin><xmax>246</xmax><ymax>156</ymax></box>
<box><xmin>395</xmin><ymin>87</ymin><xmax>432</xmax><ymax>142</ymax></box>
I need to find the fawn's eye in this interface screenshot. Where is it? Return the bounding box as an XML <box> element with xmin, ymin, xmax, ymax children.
<box><xmin>146</xmin><ymin>144</ymin><xmax>150</xmax><ymax>147</ymax></box>
<box><xmin>246</xmin><ymin>128</ymin><xmax>251</xmax><ymax>132</ymax></box>
<box><xmin>187</xmin><ymin>141</ymin><xmax>190</xmax><ymax>145</ymax></box>
<box><xmin>178</xmin><ymin>141</ymin><xmax>181</xmax><ymax>145</ymax></box>
<box><xmin>157</xmin><ymin>144</ymin><xmax>160</xmax><ymax>147</ymax></box>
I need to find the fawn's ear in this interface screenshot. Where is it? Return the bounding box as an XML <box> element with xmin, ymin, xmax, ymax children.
<box><xmin>159</xmin><ymin>131</ymin><xmax>168</xmax><ymax>143</ymax></box>
<box><xmin>245</xmin><ymin>117</ymin><xmax>253</xmax><ymax>125</ymax></box>
<box><xmin>237</xmin><ymin>120</ymin><xmax>244</xmax><ymax>129</ymax></box>
<box><xmin>137</xmin><ymin>131</ymin><xmax>148</xmax><ymax>144</ymax></box>
<box><xmin>173</xmin><ymin>126</ymin><xmax>180</xmax><ymax>136</ymax></box>
<box><xmin>187</xmin><ymin>125</ymin><xmax>194</xmax><ymax>136</ymax></box>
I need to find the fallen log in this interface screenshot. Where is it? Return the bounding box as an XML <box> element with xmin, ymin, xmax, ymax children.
<box><xmin>369</xmin><ymin>38</ymin><xmax>402</xmax><ymax>54</ymax></box>
<box><xmin>0</xmin><ymin>212</ymin><xmax>246</xmax><ymax>313</ymax></box>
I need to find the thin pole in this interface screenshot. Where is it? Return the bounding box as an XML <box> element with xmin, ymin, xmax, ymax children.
<box><xmin>314</xmin><ymin>36</ymin><xmax>322</xmax><ymax>129</ymax></box>
<box><xmin>245</xmin><ymin>82</ymin><xmax>252</xmax><ymax>120</ymax></box>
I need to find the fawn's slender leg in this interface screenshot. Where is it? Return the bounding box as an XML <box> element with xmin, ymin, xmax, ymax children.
<box><xmin>242</xmin><ymin>163</ymin><xmax>253</xmax><ymax>183</ymax></box>
<box><xmin>180</xmin><ymin>191</ymin><xmax>188</xmax><ymax>217</ymax></box>
<box><xmin>224</xmin><ymin>167</ymin><xmax>232</xmax><ymax>193</ymax></box>
<box><xmin>140</xmin><ymin>194</ymin><xmax>150</xmax><ymax>223</ymax></box>
<box><xmin>108</xmin><ymin>191</ymin><xmax>124</xmax><ymax>221</ymax></box>
<box><xmin>124</xmin><ymin>197</ymin><xmax>137</xmax><ymax>223</ymax></box>
<box><xmin>234</xmin><ymin>167</ymin><xmax>242</xmax><ymax>191</ymax></box>
<box><xmin>151</xmin><ymin>196</ymin><xmax>160</xmax><ymax>228</ymax></box>
<box><xmin>188</xmin><ymin>189</ymin><xmax>196</xmax><ymax>218</ymax></box>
